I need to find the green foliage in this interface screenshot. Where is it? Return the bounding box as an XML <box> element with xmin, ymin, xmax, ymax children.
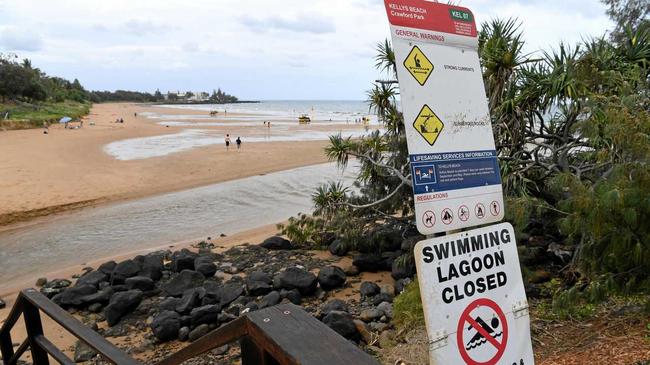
<box><xmin>393</xmin><ymin>279</ymin><xmax>424</xmax><ymax>331</ymax></box>
<box><xmin>0</xmin><ymin>100</ymin><xmax>90</xmax><ymax>129</ymax></box>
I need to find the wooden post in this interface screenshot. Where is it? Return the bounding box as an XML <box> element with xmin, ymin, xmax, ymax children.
<box><xmin>23</xmin><ymin>304</ymin><xmax>49</xmax><ymax>365</ymax></box>
<box><xmin>240</xmin><ymin>337</ymin><xmax>278</xmax><ymax>365</ymax></box>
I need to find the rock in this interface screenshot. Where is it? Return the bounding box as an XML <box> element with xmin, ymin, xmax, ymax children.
<box><xmin>217</xmin><ymin>281</ymin><xmax>245</xmax><ymax>306</ymax></box>
<box><xmin>88</xmin><ymin>303</ymin><xmax>103</xmax><ymax>313</ymax></box>
<box><xmin>211</xmin><ymin>344</ymin><xmax>230</xmax><ymax>356</ymax></box>
<box><xmin>372</xmin><ymin>292</ymin><xmax>394</xmax><ymax>306</ymax></box>
<box><xmin>322</xmin><ymin>311</ymin><xmax>358</xmax><ymax>340</ymax></box>
<box><xmin>79</xmin><ymin>287</ymin><xmax>114</xmax><ymax>306</ymax></box>
<box><xmin>188</xmin><ymin>324</ymin><xmax>210</xmax><ymax>342</ymax></box>
<box><xmin>360</xmin><ymin>282</ymin><xmax>380</xmax><ymax>298</ymax></box>
<box><xmin>35</xmin><ymin>277</ymin><xmax>47</xmax><ymax>287</ymax></box>
<box><xmin>76</xmin><ymin>270</ymin><xmax>108</xmax><ymax>288</ymax></box>
<box><xmin>352</xmin><ymin>254</ymin><xmax>383</xmax><ymax>272</ymax></box>
<box><xmin>547</xmin><ymin>243</ymin><xmax>572</xmax><ymax>262</ymax></box>
<box><xmin>41</xmin><ymin>279</ymin><xmax>72</xmax><ymax>298</ymax></box>
<box><xmin>0</xmin><ymin>299</ymin><xmax>5</xmax><ymax>309</ymax></box>
<box><xmin>317</xmin><ymin>266</ymin><xmax>346</xmax><ymax>290</ymax></box>
<box><xmin>139</xmin><ymin>254</ymin><xmax>164</xmax><ymax>281</ymax></box>
<box><xmin>125</xmin><ymin>276</ymin><xmax>155</xmax><ymax>292</ymax></box>
<box><xmin>104</xmin><ymin>290</ymin><xmax>143</xmax><ymax>326</ymax></box>
<box><xmin>178</xmin><ymin>326</ymin><xmax>190</xmax><ymax>341</ymax></box>
<box><xmin>380</xmin><ymin>284</ymin><xmax>395</xmax><ymax>297</ymax></box>
<box><xmin>162</xmin><ymin>270</ymin><xmax>205</xmax><ymax>297</ymax></box>
<box><xmin>171</xmin><ymin>249</ymin><xmax>198</xmax><ymax>272</ymax></box>
<box><xmin>218</xmin><ymin>312</ymin><xmax>237</xmax><ymax>324</ymax></box>
<box><xmin>343</xmin><ymin>265</ymin><xmax>360</xmax><ymax>276</ymax></box>
<box><xmin>377</xmin><ymin>302</ymin><xmax>393</xmax><ymax>319</ymax></box>
<box><xmin>111</xmin><ymin>260</ymin><xmax>141</xmax><ymax>284</ymax></box>
<box><xmin>98</xmin><ymin>261</ymin><xmax>117</xmax><ymax>276</ymax></box>
<box><xmin>280</xmin><ymin>289</ymin><xmax>301</xmax><ymax>305</ymax></box>
<box><xmin>190</xmin><ymin>305</ymin><xmax>221</xmax><ymax>327</ymax></box>
<box><xmin>176</xmin><ymin>288</ymin><xmax>204</xmax><ymax>314</ymax></box>
<box><xmin>359</xmin><ymin>308</ymin><xmax>382</xmax><ymax>322</ymax></box>
<box><xmin>52</xmin><ymin>285</ymin><xmax>97</xmax><ymax>307</ymax></box>
<box><xmin>321</xmin><ymin>299</ymin><xmax>349</xmax><ymax>315</ymax></box>
<box><xmin>391</xmin><ymin>257</ymin><xmax>416</xmax><ymax>280</ymax></box>
<box><xmin>159</xmin><ymin>297</ymin><xmax>181</xmax><ymax>312</ymax></box>
<box><xmin>260</xmin><ymin>236</ymin><xmax>293</xmax><ymax>250</ymax></box>
<box><xmin>353</xmin><ymin>320</ymin><xmax>372</xmax><ymax>344</ymax></box>
<box><xmin>276</xmin><ymin>267</ymin><xmax>318</xmax><ymax>295</ymax></box>
<box><xmin>394</xmin><ymin>278</ymin><xmax>412</xmax><ymax>295</ymax></box>
<box><xmin>328</xmin><ymin>239</ymin><xmax>348</xmax><ymax>256</ymax></box>
<box><xmin>151</xmin><ymin>311</ymin><xmax>181</xmax><ymax>342</ymax></box>
<box><xmin>259</xmin><ymin>291</ymin><xmax>281</xmax><ymax>308</ymax></box>
<box><xmin>195</xmin><ymin>263</ymin><xmax>217</xmax><ymax>277</ymax></box>
<box><xmin>74</xmin><ymin>340</ymin><xmax>97</xmax><ymax>362</ymax></box>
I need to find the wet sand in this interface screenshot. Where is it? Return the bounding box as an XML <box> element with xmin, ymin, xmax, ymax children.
<box><xmin>0</xmin><ymin>103</ymin><xmax>371</xmax><ymax>228</ymax></box>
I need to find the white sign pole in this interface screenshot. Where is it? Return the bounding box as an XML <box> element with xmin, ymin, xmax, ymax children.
<box><xmin>384</xmin><ymin>0</ymin><xmax>504</xmax><ymax>235</ymax></box>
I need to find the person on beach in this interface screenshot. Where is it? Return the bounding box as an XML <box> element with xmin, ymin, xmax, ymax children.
<box><xmin>236</xmin><ymin>137</ymin><xmax>242</xmax><ymax>151</ymax></box>
<box><xmin>225</xmin><ymin>134</ymin><xmax>231</xmax><ymax>151</ymax></box>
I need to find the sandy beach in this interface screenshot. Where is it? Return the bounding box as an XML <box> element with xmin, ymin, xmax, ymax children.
<box><xmin>0</xmin><ymin>103</ymin><xmax>370</xmax><ymax>229</ymax></box>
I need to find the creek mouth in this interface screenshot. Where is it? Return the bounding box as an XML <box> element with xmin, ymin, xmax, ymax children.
<box><xmin>0</xmin><ymin>162</ymin><xmax>357</xmax><ymax>287</ymax></box>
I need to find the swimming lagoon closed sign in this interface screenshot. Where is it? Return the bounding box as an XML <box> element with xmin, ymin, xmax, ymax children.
<box><xmin>414</xmin><ymin>223</ymin><xmax>534</xmax><ymax>365</ymax></box>
<box><xmin>384</xmin><ymin>0</ymin><xmax>504</xmax><ymax>235</ymax></box>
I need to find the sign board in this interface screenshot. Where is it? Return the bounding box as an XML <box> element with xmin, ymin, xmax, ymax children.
<box><xmin>384</xmin><ymin>0</ymin><xmax>504</xmax><ymax>234</ymax></box>
<box><xmin>414</xmin><ymin>223</ymin><xmax>534</xmax><ymax>365</ymax></box>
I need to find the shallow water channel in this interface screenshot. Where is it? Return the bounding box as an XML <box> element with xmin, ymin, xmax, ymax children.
<box><xmin>0</xmin><ymin>163</ymin><xmax>356</xmax><ymax>285</ymax></box>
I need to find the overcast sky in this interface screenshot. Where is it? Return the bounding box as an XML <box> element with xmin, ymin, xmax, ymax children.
<box><xmin>0</xmin><ymin>0</ymin><xmax>613</xmax><ymax>100</ymax></box>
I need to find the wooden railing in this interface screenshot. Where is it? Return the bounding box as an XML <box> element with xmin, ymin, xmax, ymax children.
<box><xmin>1</xmin><ymin>289</ymin><xmax>380</xmax><ymax>365</ymax></box>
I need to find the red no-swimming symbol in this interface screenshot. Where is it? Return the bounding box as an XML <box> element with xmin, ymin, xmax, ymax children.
<box><xmin>456</xmin><ymin>298</ymin><xmax>508</xmax><ymax>365</ymax></box>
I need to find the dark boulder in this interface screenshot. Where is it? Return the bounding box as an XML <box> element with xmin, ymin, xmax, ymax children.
<box><xmin>176</xmin><ymin>288</ymin><xmax>204</xmax><ymax>314</ymax></box>
<box><xmin>328</xmin><ymin>239</ymin><xmax>348</xmax><ymax>256</ymax></box>
<box><xmin>125</xmin><ymin>276</ymin><xmax>155</xmax><ymax>292</ymax></box>
<box><xmin>74</xmin><ymin>341</ymin><xmax>97</xmax><ymax>362</ymax></box>
<box><xmin>321</xmin><ymin>299</ymin><xmax>349</xmax><ymax>316</ymax></box>
<box><xmin>317</xmin><ymin>266</ymin><xmax>346</xmax><ymax>290</ymax></box>
<box><xmin>159</xmin><ymin>297</ymin><xmax>181</xmax><ymax>312</ymax></box>
<box><xmin>190</xmin><ymin>305</ymin><xmax>220</xmax><ymax>327</ymax></box>
<box><xmin>322</xmin><ymin>311</ymin><xmax>358</xmax><ymax>340</ymax></box>
<box><xmin>188</xmin><ymin>324</ymin><xmax>210</xmax><ymax>342</ymax></box>
<box><xmin>171</xmin><ymin>249</ymin><xmax>198</xmax><ymax>272</ymax></box>
<box><xmin>98</xmin><ymin>261</ymin><xmax>117</xmax><ymax>276</ymax></box>
<box><xmin>246</xmin><ymin>271</ymin><xmax>273</xmax><ymax>295</ymax></box>
<box><xmin>280</xmin><ymin>289</ymin><xmax>301</xmax><ymax>305</ymax></box>
<box><xmin>391</xmin><ymin>256</ymin><xmax>416</xmax><ymax>280</ymax></box>
<box><xmin>52</xmin><ymin>285</ymin><xmax>97</xmax><ymax>307</ymax></box>
<box><xmin>217</xmin><ymin>281</ymin><xmax>245</xmax><ymax>306</ymax></box>
<box><xmin>276</xmin><ymin>267</ymin><xmax>317</xmax><ymax>295</ymax></box>
<box><xmin>352</xmin><ymin>254</ymin><xmax>383</xmax><ymax>272</ymax></box>
<box><xmin>194</xmin><ymin>255</ymin><xmax>217</xmax><ymax>277</ymax></box>
<box><xmin>259</xmin><ymin>291</ymin><xmax>281</xmax><ymax>308</ymax></box>
<box><xmin>372</xmin><ymin>292</ymin><xmax>394</xmax><ymax>306</ymax></box>
<box><xmin>394</xmin><ymin>278</ymin><xmax>412</xmax><ymax>295</ymax></box>
<box><xmin>162</xmin><ymin>270</ymin><xmax>205</xmax><ymax>297</ymax></box>
<box><xmin>79</xmin><ymin>287</ymin><xmax>114</xmax><ymax>306</ymax></box>
<box><xmin>104</xmin><ymin>290</ymin><xmax>143</xmax><ymax>326</ymax></box>
<box><xmin>76</xmin><ymin>271</ymin><xmax>108</xmax><ymax>288</ymax></box>
<box><xmin>151</xmin><ymin>311</ymin><xmax>181</xmax><ymax>342</ymax></box>
<box><xmin>111</xmin><ymin>260</ymin><xmax>141</xmax><ymax>285</ymax></box>
<box><xmin>260</xmin><ymin>236</ymin><xmax>293</xmax><ymax>250</ymax></box>
<box><xmin>360</xmin><ymin>282</ymin><xmax>380</xmax><ymax>298</ymax></box>
<box><xmin>138</xmin><ymin>253</ymin><xmax>164</xmax><ymax>281</ymax></box>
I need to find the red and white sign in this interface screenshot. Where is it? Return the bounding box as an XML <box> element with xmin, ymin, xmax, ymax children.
<box><xmin>414</xmin><ymin>223</ymin><xmax>534</xmax><ymax>364</ymax></box>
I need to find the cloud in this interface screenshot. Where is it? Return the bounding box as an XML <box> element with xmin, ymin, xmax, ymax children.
<box><xmin>240</xmin><ymin>13</ymin><xmax>335</xmax><ymax>34</ymax></box>
<box><xmin>123</xmin><ymin>19</ymin><xmax>170</xmax><ymax>36</ymax></box>
<box><xmin>0</xmin><ymin>26</ymin><xmax>43</xmax><ymax>51</ymax></box>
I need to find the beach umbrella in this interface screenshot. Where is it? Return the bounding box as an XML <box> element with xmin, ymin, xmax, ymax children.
<box><xmin>59</xmin><ymin>116</ymin><xmax>72</xmax><ymax>124</ymax></box>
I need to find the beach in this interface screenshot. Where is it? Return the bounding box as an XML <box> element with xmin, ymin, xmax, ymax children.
<box><xmin>0</xmin><ymin>102</ymin><xmax>373</xmax><ymax>229</ymax></box>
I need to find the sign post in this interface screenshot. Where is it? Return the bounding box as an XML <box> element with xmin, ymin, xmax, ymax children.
<box><xmin>383</xmin><ymin>1</ymin><xmax>535</xmax><ymax>363</ymax></box>
<box><xmin>414</xmin><ymin>223</ymin><xmax>534</xmax><ymax>364</ymax></box>
<box><xmin>384</xmin><ymin>0</ymin><xmax>504</xmax><ymax>235</ymax></box>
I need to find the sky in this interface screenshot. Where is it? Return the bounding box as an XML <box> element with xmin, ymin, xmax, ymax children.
<box><xmin>0</xmin><ymin>0</ymin><xmax>613</xmax><ymax>100</ymax></box>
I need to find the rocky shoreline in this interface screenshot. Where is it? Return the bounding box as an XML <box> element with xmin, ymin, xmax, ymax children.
<box><xmin>27</xmin><ymin>233</ymin><xmax>416</xmax><ymax>364</ymax></box>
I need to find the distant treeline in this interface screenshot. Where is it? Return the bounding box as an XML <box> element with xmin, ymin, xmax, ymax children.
<box><xmin>0</xmin><ymin>53</ymin><xmax>240</xmax><ymax>104</ymax></box>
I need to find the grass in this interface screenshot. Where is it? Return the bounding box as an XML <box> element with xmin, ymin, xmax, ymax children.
<box><xmin>0</xmin><ymin>100</ymin><xmax>91</xmax><ymax>130</ymax></box>
<box><xmin>392</xmin><ymin>279</ymin><xmax>425</xmax><ymax>331</ymax></box>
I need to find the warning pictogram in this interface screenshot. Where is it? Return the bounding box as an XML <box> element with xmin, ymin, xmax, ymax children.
<box><xmin>413</xmin><ymin>105</ymin><xmax>444</xmax><ymax>146</ymax></box>
<box><xmin>458</xmin><ymin>205</ymin><xmax>470</xmax><ymax>221</ymax></box>
<box><xmin>475</xmin><ymin>203</ymin><xmax>485</xmax><ymax>219</ymax></box>
<box><xmin>490</xmin><ymin>201</ymin><xmax>500</xmax><ymax>216</ymax></box>
<box><xmin>441</xmin><ymin>208</ymin><xmax>453</xmax><ymax>225</ymax></box>
<box><xmin>422</xmin><ymin>210</ymin><xmax>436</xmax><ymax>228</ymax></box>
<box><xmin>403</xmin><ymin>45</ymin><xmax>434</xmax><ymax>86</ymax></box>
<box><xmin>457</xmin><ymin>298</ymin><xmax>508</xmax><ymax>365</ymax></box>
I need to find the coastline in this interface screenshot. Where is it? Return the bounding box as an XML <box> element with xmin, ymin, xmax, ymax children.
<box><xmin>0</xmin><ymin>102</ymin><xmax>343</xmax><ymax>228</ymax></box>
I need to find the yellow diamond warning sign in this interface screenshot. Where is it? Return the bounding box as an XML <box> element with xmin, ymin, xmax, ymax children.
<box><xmin>413</xmin><ymin>105</ymin><xmax>444</xmax><ymax>146</ymax></box>
<box><xmin>403</xmin><ymin>46</ymin><xmax>434</xmax><ymax>86</ymax></box>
